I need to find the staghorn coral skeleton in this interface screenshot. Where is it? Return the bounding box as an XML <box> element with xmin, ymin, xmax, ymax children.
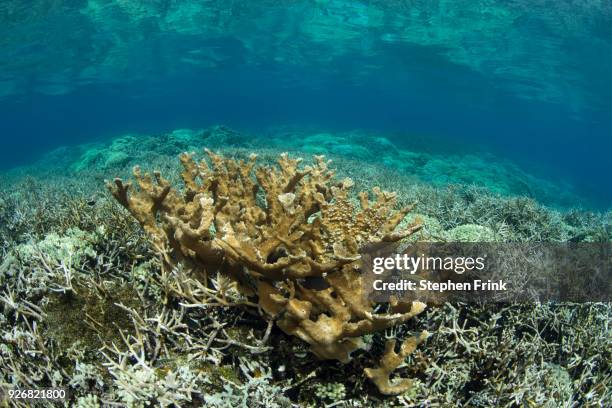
<box><xmin>107</xmin><ymin>149</ymin><xmax>428</xmax><ymax>395</ymax></box>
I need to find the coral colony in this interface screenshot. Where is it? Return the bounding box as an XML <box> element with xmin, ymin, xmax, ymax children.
<box><xmin>108</xmin><ymin>150</ymin><xmax>428</xmax><ymax>395</ymax></box>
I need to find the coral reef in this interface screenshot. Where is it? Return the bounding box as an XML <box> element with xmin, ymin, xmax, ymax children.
<box><xmin>16</xmin><ymin>126</ymin><xmax>586</xmax><ymax>209</ymax></box>
<box><xmin>0</xmin><ymin>129</ymin><xmax>609</xmax><ymax>406</ymax></box>
<box><xmin>107</xmin><ymin>149</ymin><xmax>427</xmax><ymax>393</ymax></box>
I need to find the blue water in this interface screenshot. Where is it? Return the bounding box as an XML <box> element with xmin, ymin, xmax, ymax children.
<box><xmin>0</xmin><ymin>1</ymin><xmax>611</xmax><ymax>208</ymax></box>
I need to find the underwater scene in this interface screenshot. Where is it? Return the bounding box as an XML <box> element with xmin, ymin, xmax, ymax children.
<box><xmin>0</xmin><ymin>1</ymin><xmax>611</xmax><ymax>407</ymax></box>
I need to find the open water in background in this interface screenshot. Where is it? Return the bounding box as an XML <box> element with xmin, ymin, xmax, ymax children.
<box><xmin>0</xmin><ymin>1</ymin><xmax>610</xmax><ymax>208</ymax></box>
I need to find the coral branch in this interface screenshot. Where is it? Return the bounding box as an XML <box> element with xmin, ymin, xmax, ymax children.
<box><xmin>364</xmin><ymin>331</ymin><xmax>430</xmax><ymax>395</ymax></box>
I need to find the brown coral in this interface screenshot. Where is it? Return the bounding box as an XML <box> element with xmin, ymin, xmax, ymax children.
<box><xmin>364</xmin><ymin>331</ymin><xmax>429</xmax><ymax>395</ymax></box>
<box><xmin>107</xmin><ymin>149</ymin><xmax>427</xmax><ymax>394</ymax></box>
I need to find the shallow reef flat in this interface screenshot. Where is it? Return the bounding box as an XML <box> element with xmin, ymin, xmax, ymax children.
<box><xmin>0</xmin><ymin>127</ymin><xmax>610</xmax><ymax>407</ymax></box>
<box><xmin>3</xmin><ymin>126</ymin><xmax>587</xmax><ymax>208</ymax></box>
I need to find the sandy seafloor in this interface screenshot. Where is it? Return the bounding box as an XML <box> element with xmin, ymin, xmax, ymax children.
<box><xmin>0</xmin><ymin>126</ymin><xmax>610</xmax><ymax>407</ymax></box>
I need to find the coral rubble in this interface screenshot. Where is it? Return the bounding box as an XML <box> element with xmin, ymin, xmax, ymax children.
<box><xmin>107</xmin><ymin>149</ymin><xmax>427</xmax><ymax>394</ymax></box>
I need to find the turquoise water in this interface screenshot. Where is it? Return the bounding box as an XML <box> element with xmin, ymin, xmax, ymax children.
<box><xmin>0</xmin><ymin>0</ymin><xmax>611</xmax><ymax>208</ymax></box>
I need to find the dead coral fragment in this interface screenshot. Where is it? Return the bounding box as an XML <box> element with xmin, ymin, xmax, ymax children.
<box><xmin>107</xmin><ymin>149</ymin><xmax>426</xmax><ymax>394</ymax></box>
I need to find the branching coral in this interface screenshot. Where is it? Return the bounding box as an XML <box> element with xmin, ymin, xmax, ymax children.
<box><xmin>107</xmin><ymin>149</ymin><xmax>427</xmax><ymax>394</ymax></box>
<box><xmin>364</xmin><ymin>331</ymin><xmax>429</xmax><ymax>395</ymax></box>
